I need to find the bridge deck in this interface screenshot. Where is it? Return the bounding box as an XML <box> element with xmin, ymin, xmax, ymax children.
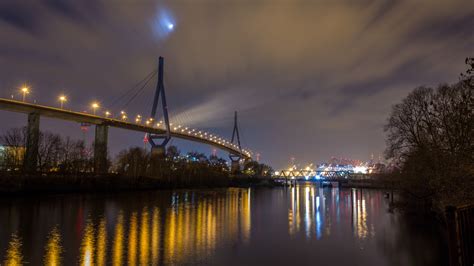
<box><xmin>0</xmin><ymin>98</ymin><xmax>250</xmax><ymax>158</ymax></box>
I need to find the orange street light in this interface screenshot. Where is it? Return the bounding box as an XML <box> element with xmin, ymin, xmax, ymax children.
<box><xmin>91</xmin><ymin>102</ymin><xmax>99</xmax><ymax>115</ymax></box>
<box><xmin>58</xmin><ymin>95</ymin><xmax>67</xmax><ymax>109</ymax></box>
<box><xmin>21</xmin><ymin>86</ymin><xmax>30</xmax><ymax>102</ymax></box>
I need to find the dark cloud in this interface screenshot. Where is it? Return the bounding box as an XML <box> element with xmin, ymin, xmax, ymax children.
<box><xmin>0</xmin><ymin>0</ymin><xmax>472</xmax><ymax>169</ymax></box>
<box><xmin>0</xmin><ymin>2</ymin><xmax>39</xmax><ymax>34</ymax></box>
<box><xmin>43</xmin><ymin>0</ymin><xmax>105</xmax><ymax>27</ymax></box>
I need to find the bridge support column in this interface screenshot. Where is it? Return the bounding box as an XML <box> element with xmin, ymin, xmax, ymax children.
<box><xmin>24</xmin><ymin>112</ymin><xmax>40</xmax><ymax>173</ymax></box>
<box><xmin>229</xmin><ymin>153</ymin><xmax>241</xmax><ymax>175</ymax></box>
<box><xmin>230</xmin><ymin>160</ymin><xmax>240</xmax><ymax>174</ymax></box>
<box><xmin>151</xmin><ymin>146</ymin><xmax>166</xmax><ymax>158</ymax></box>
<box><xmin>94</xmin><ymin>124</ymin><xmax>108</xmax><ymax>175</ymax></box>
<box><xmin>150</xmin><ymin>145</ymin><xmax>171</xmax><ymax>178</ymax></box>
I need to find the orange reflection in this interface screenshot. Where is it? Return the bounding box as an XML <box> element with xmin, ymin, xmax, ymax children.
<box><xmin>79</xmin><ymin>221</ymin><xmax>95</xmax><ymax>266</ymax></box>
<box><xmin>151</xmin><ymin>207</ymin><xmax>160</xmax><ymax>265</ymax></box>
<box><xmin>356</xmin><ymin>196</ymin><xmax>368</xmax><ymax>239</ymax></box>
<box><xmin>3</xmin><ymin>233</ymin><xmax>23</xmax><ymax>266</ymax></box>
<box><xmin>162</xmin><ymin>189</ymin><xmax>251</xmax><ymax>264</ymax></box>
<box><xmin>33</xmin><ymin>189</ymin><xmax>252</xmax><ymax>265</ymax></box>
<box><xmin>44</xmin><ymin>227</ymin><xmax>62</xmax><ymax>266</ymax></box>
<box><xmin>128</xmin><ymin>212</ymin><xmax>138</xmax><ymax>265</ymax></box>
<box><xmin>97</xmin><ymin>218</ymin><xmax>107</xmax><ymax>266</ymax></box>
<box><xmin>140</xmin><ymin>208</ymin><xmax>150</xmax><ymax>265</ymax></box>
<box><xmin>113</xmin><ymin>212</ymin><xmax>124</xmax><ymax>266</ymax></box>
<box><xmin>241</xmin><ymin>188</ymin><xmax>251</xmax><ymax>242</ymax></box>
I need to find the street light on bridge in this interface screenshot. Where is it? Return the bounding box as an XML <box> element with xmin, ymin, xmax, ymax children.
<box><xmin>120</xmin><ymin>110</ymin><xmax>127</xmax><ymax>120</ymax></box>
<box><xmin>20</xmin><ymin>86</ymin><xmax>30</xmax><ymax>102</ymax></box>
<box><xmin>135</xmin><ymin>114</ymin><xmax>142</xmax><ymax>123</ymax></box>
<box><xmin>58</xmin><ymin>95</ymin><xmax>67</xmax><ymax>109</ymax></box>
<box><xmin>91</xmin><ymin>102</ymin><xmax>100</xmax><ymax>115</ymax></box>
<box><xmin>105</xmin><ymin>111</ymin><xmax>111</xmax><ymax>118</ymax></box>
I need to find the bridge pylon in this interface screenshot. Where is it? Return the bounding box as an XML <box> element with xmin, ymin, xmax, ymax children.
<box><xmin>229</xmin><ymin>111</ymin><xmax>242</xmax><ymax>174</ymax></box>
<box><xmin>147</xmin><ymin>56</ymin><xmax>171</xmax><ymax>157</ymax></box>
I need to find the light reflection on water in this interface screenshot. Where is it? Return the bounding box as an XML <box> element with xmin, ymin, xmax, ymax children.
<box><xmin>79</xmin><ymin>221</ymin><xmax>95</xmax><ymax>266</ymax></box>
<box><xmin>44</xmin><ymin>227</ymin><xmax>62</xmax><ymax>266</ymax></box>
<box><xmin>112</xmin><ymin>212</ymin><xmax>124</xmax><ymax>266</ymax></box>
<box><xmin>3</xmin><ymin>233</ymin><xmax>23</xmax><ymax>266</ymax></box>
<box><xmin>287</xmin><ymin>185</ymin><xmax>377</xmax><ymax>242</ymax></box>
<box><xmin>0</xmin><ymin>186</ymin><xmax>446</xmax><ymax>265</ymax></box>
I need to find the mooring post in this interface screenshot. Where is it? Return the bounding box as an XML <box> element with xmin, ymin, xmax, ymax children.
<box><xmin>24</xmin><ymin>112</ymin><xmax>40</xmax><ymax>173</ymax></box>
<box><xmin>445</xmin><ymin>206</ymin><xmax>461</xmax><ymax>266</ymax></box>
<box><xmin>94</xmin><ymin>124</ymin><xmax>108</xmax><ymax>175</ymax></box>
<box><xmin>391</xmin><ymin>181</ymin><xmax>394</xmax><ymax>204</ymax></box>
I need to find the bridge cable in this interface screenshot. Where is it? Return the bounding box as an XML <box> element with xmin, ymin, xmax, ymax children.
<box><xmin>108</xmin><ymin>69</ymin><xmax>157</xmax><ymax>108</ymax></box>
<box><xmin>120</xmin><ymin>71</ymin><xmax>158</xmax><ymax>110</ymax></box>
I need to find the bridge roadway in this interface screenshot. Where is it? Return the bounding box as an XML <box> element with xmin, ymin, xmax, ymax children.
<box><xmin>0</xmin><ymin>98</ymin><xmax>251</xmax><ymax>172</ymax></box>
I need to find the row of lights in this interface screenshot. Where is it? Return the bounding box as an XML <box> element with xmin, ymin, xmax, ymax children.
<box><xmin>18</xmin><ymin>86</ymin><xmax>113</xmax><ymax>116</ymax></box>
<box><xmin>16</xmin><ymin>86</ymin><xmax>252</xmax><ymax>157</ymax></box>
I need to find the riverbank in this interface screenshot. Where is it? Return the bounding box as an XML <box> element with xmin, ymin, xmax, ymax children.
<box><xmin>340</xmin><ymin>179</ymin><xmax>395</xmax><ymax>189</ymax></box>
<box><xmin>0</xmin><ymin>173</ymin><xmax>281</xmax><ymax>195</ymax></box>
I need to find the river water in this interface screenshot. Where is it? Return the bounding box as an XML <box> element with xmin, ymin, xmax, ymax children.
<box><xmin>0</xmin><ymin>184</ymin><xmax>447</xmax><ymax>265</ymax></box>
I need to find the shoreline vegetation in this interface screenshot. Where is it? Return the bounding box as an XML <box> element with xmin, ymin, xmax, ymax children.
<box><xmin>383</xmin><ymin>58</ymin><xmax>474</xmax><ymax>215</ymax></box>
<box><xmin>0</xmin><ymin>131</ymin><xmax>276</xmax><ymax>194</ymax></box>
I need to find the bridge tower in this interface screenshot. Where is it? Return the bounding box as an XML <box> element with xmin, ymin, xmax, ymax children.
<box><xmin>147</xmin><ymin>56</ymin><xmax>171</xmax><ymax>157</ymax></box>
<box><xmin>229</xmin><ymin>111</ymin><xmax>242</xmax><ymax>174</ymax></box>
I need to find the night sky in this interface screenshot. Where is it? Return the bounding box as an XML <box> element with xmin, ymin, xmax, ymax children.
<box><xmin>0</xmin><ymin>0</ymin><xmax>473</xmax><ymax>169</ymax></box>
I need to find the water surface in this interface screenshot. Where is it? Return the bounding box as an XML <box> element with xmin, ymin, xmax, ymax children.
<box><xmin>0</xmin><ymin>184</ymin><xmax>447</xmax><ymax>265</ymax></box>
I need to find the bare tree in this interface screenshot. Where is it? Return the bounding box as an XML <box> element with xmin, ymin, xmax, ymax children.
<box><xmin>0</xmin><ymin>127</ymin><xmax>94</xmax><ymax>173</ymax></box>
<box><xmin>384</xmin><ymin>59</ymin><xmax>474</xmax><ymax>205</ymax></box>
<box><xmin>115</xmin><ymin>147</ymin><xmax>150</xmax><ymax>177</ymax></box>
<box><xmin>0</xmin><ymin>127</ymin><xmax>26</xmax><ymax>169</ymax></box>
<box><xmin>37</xmin><ymin>132</ymin><xmax>62</xmax><ymax>172</ymax></box>
<box><xmin>59</xmin><ymin>137</ymin><xmax>89</xmax><ymax>173</ymax></box>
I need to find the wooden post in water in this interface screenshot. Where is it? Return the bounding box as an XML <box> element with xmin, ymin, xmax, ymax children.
<box><xmin>351</xmin><ymin>188</ymin><xmax>354</xmax><ymax>233</ymax></box>
<box><xmin>391</xmin><ymin>180</ymin><xmax>394</xmax><ymax>204</ymax></box>
<box><xmin>445</xmin><ymin>206</ymin><xmax>461</xmax><ymax>266</ymax></box>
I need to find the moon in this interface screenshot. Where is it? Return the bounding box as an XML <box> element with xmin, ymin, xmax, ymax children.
<box><xmin>152</xmin><ymin>8</ymin><xmax>176</xmax><ymax>40</ymax></box>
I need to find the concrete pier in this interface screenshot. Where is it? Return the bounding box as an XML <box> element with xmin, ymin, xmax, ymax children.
<box><xmin>94</xmin><ymin>124</ymin><xmax>108</xmax><ymax>174</ymax></box>
<box><xmin>24</xmin><ymin>112</ymin><xmax>40</xmax><ymax>172</ymax></box>
<box><xmin>150</xmin><ymin>146</ymin><xmax>166</xmax><ymax>176</ymax></box>
<box><xmin>151</xmin><ymin>146</ymin><xmax>166</xmax><ymax>158</ymax></box>
<box><xmin>231</xmin><ymin>160</ymin><xmax>240</xmax><ymax>174</ymax></box>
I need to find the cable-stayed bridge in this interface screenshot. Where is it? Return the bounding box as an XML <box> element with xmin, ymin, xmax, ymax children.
<box><xmin>0</xmin><ymin>57</ymin><xmax>252</xmax><ymax>174</ymax></box>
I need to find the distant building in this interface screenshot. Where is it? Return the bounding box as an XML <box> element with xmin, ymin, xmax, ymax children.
<box><xmin>0</xmin><ymin>145</ymin><xmax>25</xmax><ymax>170</ymax></box>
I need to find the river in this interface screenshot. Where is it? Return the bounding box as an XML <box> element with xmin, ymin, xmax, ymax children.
<box><xmin>0</xmin><ymin>184</ymin><xmax>447</xmax><ymax>265</ymax></box>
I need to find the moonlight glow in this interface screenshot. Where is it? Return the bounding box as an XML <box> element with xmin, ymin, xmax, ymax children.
<box><xmin>152</xmin><ymin>8</ymin><xmax>176</xmax><ymax>40</ymax></box>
